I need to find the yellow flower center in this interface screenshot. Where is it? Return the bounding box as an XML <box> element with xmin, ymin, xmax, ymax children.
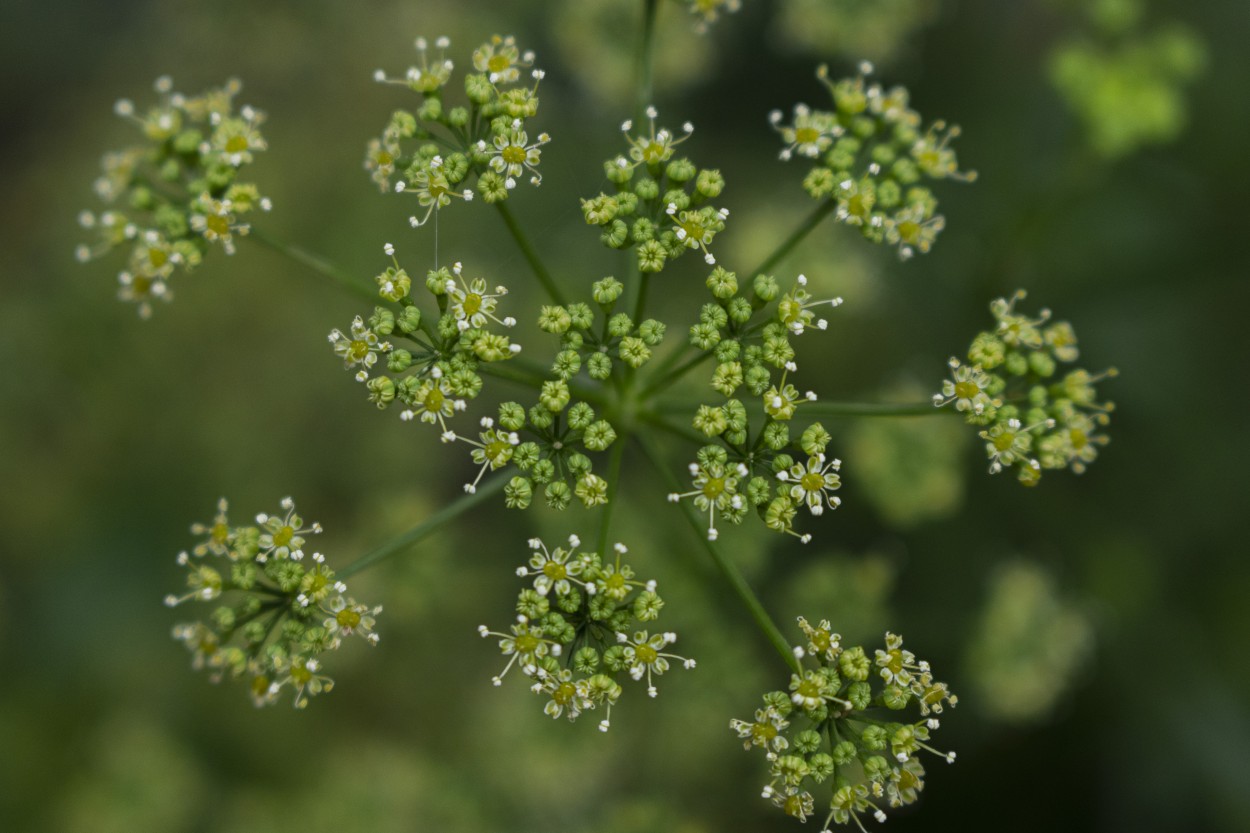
<box><xmin>462</xmin><ymin>292</ymin><xmax>483</xmax><ymax>315</ymax></box>
<box><xmin>290</xmin><ymin>664</ymin><xmax>312</xmax><ymax>685</ymax></box>
<box><xmin>206</xmin><ymin>214</ymin><xmax>230</xmax><ymax>236</ymax></box>
<box><xmin>954</xmin><ymin>380</ymin><xmax>980</xmax><ymax>400</ymax></box>
<box><xmin>635</xmin><ymin>644</ymin><xmax>658</xmax><ymax>664</ymax></box>
<box><xmin>487</xmin><ymin>54</ymin><xmax>510</xmax><ymax>73</ymax></box>
<box><xmin>485</xmin><ymin>439</ymin><xmax>510</xmax><ymax>461</ymax></box>
<box><xmin>1070</xmin><ymin>429</ymin><xmax>1088</xmax><ymax>449</ymax></box>
<box><xmin>542</xmin><ymin>562</ymin><xmax>567</xmax><ymax>580</ymax></box>
<box><xmin>795</xmin><ymin>126</ymin><xmax>820</xmax><ymax>145</ymax></box>
<box><xmin>897</xmin><ymin>219</ymin><xmax>921</xmax><ymax>243</ymax></box>
<box><xmin>225</xmin><ymin>135</ymin><xmax>249</xmax><ymax>153</ymax></box>
<box><xmin>993</xmin><ymin>432</ymin><xmax>1016</xmax><ymax>452</ymax></box>
<box><xmin>701</xmin><ymin>477</ymin><xmax>726</xmax><ymax>499</ymax></box>
<box><xmin>131</xmin><ymin>275</ymin><xmax>152</xmax><ymax>295</ymax></box>
<box><xmin>502</xmin><ymin>145</ymin><xmax>526</xmax><ymax>164</ymax></box>
<box><xmin>337</xmin><ymin>608</ymin><xmax>362</xmax><ymax>629</ymax></box>
<box><xmin>800</xmin><ymin>472</ymin><xmax>825</xmax><ymax>493</ymax></box>
<box><xmin>273</xmin><ymin>526</ymin><xmax>294</xmax><ymax>547</ymax></box>
<box><xmin>553</xmin><ymin>681</ymin><xmax>576</xmax><ymax>705</ymax></box>
<box><xmin>347</xmin><ymin>340</ymin><xmax>370</xmax><ymax>362</ymax></box>
<box><xmin>515</xmin><ymin>633</ymin><xmax>540</xmax><ymax>654</ymax></box>
<box><xmin>425</xmin><ymin>387</ymin><xmax>445</xmax><ymax>411</ymax></box>
<box><xmin>148</xmin><ymin>247</ymin><xmax>167</xmax><ymax>268</ymax></box>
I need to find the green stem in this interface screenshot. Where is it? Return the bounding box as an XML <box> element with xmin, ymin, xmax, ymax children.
<box><xmin>595</xmin><ymin>437</ymin><xmax>629</xmax><ymax>556</ymax></box>
<box><xmin>338</xmin><ymin>478</ymin><xmax>507</xmax><ymax>579</ymax></box>
<box><xmin>640</xmin><ymin>350</ymin><xmax>714</xmax><ymax>398</ymax></box>
<box><xmin>249</xmin><ymin>228</ymin><xmax>377</xmax><ymax>304</ymax></box>
<box><xmin>493</xmin><ymin>202</ymin><xmax>566</xmax><ymax>306</ymax></box>
<box><xmin>749</xmin><ymin>199</ymin><xmax>837</xmax><ymax>278</ymax></box>
<box><xmin>631</xmin><ymin>272</ymin><xmax>651</xmax><ymax>325</ymax></box>
<box><xmin>637</xmin><ymin>436</ymin><xmax>800</xmax><ymax>674</ymax></box>
<box><xmin>636</xmin><ymin>0</ymin><xmax>660</xmax><ymax>123</ymax></box>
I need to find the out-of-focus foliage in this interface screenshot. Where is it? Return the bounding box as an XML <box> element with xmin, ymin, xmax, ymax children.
<box><xmin>964</xmin><ymin>560</ymin><xmax>1094</xmax><ymax>723</ymax></box>
<box><xmin>1049</xmin><ymin>0</ymin><xmax>1206</xmax><ymax>158</ymax></box>
<box><xmin>847</xmin><ymin>389</ymin><xmax>967</xmax><ymax>528</ymax></box>
<box><xmin>2</xmin><ymin>0</ymin><xmax>1248</xmax><ymax>832</ymax></box>
<box><xmin>772</xmin><ymin>0</ymin><xmax>939</xmax><ymax>65</ymax></box>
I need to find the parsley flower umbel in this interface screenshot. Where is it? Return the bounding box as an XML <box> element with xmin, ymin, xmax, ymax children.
<box><xmin>481</xmin><ymin>538</ymin><xmax>694</xmax><ymax>730</ymax></box>
<box><xmin>733</xmin><ymin>623</ymin><xmax>958</xmax><ymax>830</ymax></box>
<box><xmin>166</xmin><ymin>497</ymin><xmax>380</xmax><ymax>709</ymax></box>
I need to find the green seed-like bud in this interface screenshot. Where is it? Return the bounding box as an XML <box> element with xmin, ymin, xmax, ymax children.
<box><xmin>633</xmin><ymin>177</ymin><xmax>660</xmax><ymax>201</ymax></box>
<box><xmin>465</xmin><ymin>73</ymin><xmax>493</xmax><ymax>104</ymax></box>
<box><xmin>639</xmin><ymin>319</ymin><xmax>666</xmax><ymax>345</ymax></box>
<box><xmin>587</xmin><ymin>352</ymin><xmax>612</xmax><ymax>380</ymax></box>
<box><xmin>540</xmin><ymin>380</ymin><xmax>571</xmax><ymax>412</ymax></box>
<box><xmin>544</xmin><ymin>481</ymin><xmax>571</xmax><ymax>510</ymax></box>
<box><xmin>592</xmin><ymin>276</ymin><xmax>624</xmax><ymax>305</ymax></box>
<box><xmin>801</xmin><ymin>423</ymin><xmax>832</xmax><ymax>457</ymax></box>
<box><xmin>666</xmin><ymin>158</ymin><xmax>696</xmax><ymax>182</ymax></box>
<box><xmin>753</xmin><ymin>274</ymin><xmax>780</xmax><ymax>302</ymax></box>
<box><xmin>538</xmin><ymin>305</ymin><xmax>572</xmax><ymax>334</ymax></box>
<box><xmin>638</xmin><ymin>239</ymin><xmax>667</xmax><ymax>273</ymax></box>
<box><xmin>607</xmin><ymin>313</ymin><xmax>634</xmax><ymax>338</ymax></box>
<box><xmin>706</xmin><ymin>266</ymin><xmax>738</xmax><ymax>299</ymax></box>
<box><xmin>576</xmin><ymin>473</ymin><xmax>608</xmax><ymax>507</ymax></box>
<box><xmin>573</xmin><ymin>646</ymin><xmax>601</xmax><ymax>673</ymax></box>
<box><xmin>619</xmin><ymin>336</ymin><xmax>651</xmax><ymax>368</ymax></box>
<box><xmin>695</xmin><ymin>168</ymin><xmax>725</xmax><ymax>198</ymax></box>
<box><xmin>763</xmin><ymin>421</ymin><xmax>790</xmax><ymax>450</ymax></box>
<box><xmin>367</xmin><ymin>376</ymin><xmax>395</xmax><ymax>408</ymax></box>
<box><xmin>567</xmin><ymin>402</ymin><xmax>595</xmax><ymax>431</ymax></box>
<box><xmin>504</xmin><ymin>476</ymin><xmax>533</xmax><ymax>509</ymax></box>
<box><xmin>583</xmin><ymin>420</ymin><xmax>617</xmax><ymax>451</ymax></box>
<box><xmin>529</xmin><ymin>405</ymin><xmax>554</xmax><ymax>430</ymax></box>
<box><xmin>839</xmin><ymin>646</ymin><xmax>870</xmax><ymax>681</ymax></box>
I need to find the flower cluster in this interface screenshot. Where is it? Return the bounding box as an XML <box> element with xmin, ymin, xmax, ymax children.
<box><xmin>669</xmin><ymin>269</ymin><xmax>845</xmax><ymax>541</ymax></box>
<box><xmin>933</xmin><ymin>290</ymin><xmax>1116</xmax><ymax>486</ymax></box>
<box><xmin>581</xmin><ymin>107</ymin><xmax>729</xmax><ymax>272</ymax></box>
<box><xmin>328</xmin><ymin>247</ymin><xmax>520</xmax><ymax>436</ymax></box>
<box><xmin>538</xmin><ymin>276</ymin><xmax>667</xmax><ymax>381</ymax></box>
<box><xmin>473</xmin><ymin>389</ymin><xmax>618</xmax><ymax>510</ymax></box>
<box><xmin>480</xmin><ymin>536</ymin><xmax>694</xmax><ymax>731</ymax></box>
<box><xmin>166</xmin><ymin>498</ymin><xmax>381</xmax><ymax>709</ymax></box>
<box><xmin>771</xmin><ymin>63</ymin><xmax>975</xmax><ymax>259</ymax></box>
<box><xmin>367</xmin><ymin>35</ymin><xmax>550</xmax><ymax>220</ymax></box>
<box><xmin>77</xmin><ymin>77</ymin><xmax>272</xmax><ymax>317</ymax></box>
<box><xmin>731</xmin><ymin>620</ymin><xmax>956</xmax><ymax>830</ymax></box>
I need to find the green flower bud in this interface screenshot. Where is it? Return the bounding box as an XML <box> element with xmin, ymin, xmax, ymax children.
<box><xmin>504</xmin><ymin>477</ymin><xmax>533</xmax><ymax>509</ymax></box>
<box><xmin>763</xmin><ymin>421</ymin><xmax>790</xmax><ymax>450</ymax></box>
<box><xmin>540</xmin><ymin>379</ymin><xmax>570</xmax><ymax>412</ymax></box>
<box><xmin>366</xmin><ymin>376</ymin><xmax>395</xmax><ymax>408</ymax></box>
<box><xmin>666</xmin><ymin>158</ymin><xmax>696</xmax><ymax>182</ymax></box>
<box><xmin>592</xmin><ymin>276</ymin><xmax>624</xmax><ymax>305</ymax></box>
<box><xmin>583</xmin><ymin>420</ymin><xmax>617</xmax><ymax>451</ymax></box>
<box><xmin>544</xmin><ymin>481</ymin><xmax>571</xmax><ymax>510</ymax></box>
<box><xmin>633</xmin><ymin>177</ymin><xmax>660</xmax><ymax>201</ymax></box>
<box><xmin>465</xmin><ymin>72</ymin><xmax>493</xmax><ymax>104</ymax></box>
<box><xmin>587</xmin><ymin>352</ymin><xmax>612</xmax><ymax>380</ymax></box>
<box><xmin>607</xmin><ymin>313</ymin><xmax>634</xmax><ymax>338</ymax></box>
<box><xmin>695</xmin><ymin>168</ymin><xmax>724</xmax><ymax>198</ymax></box>
<box><xmin>637</xmin><ymin>239</ymin><xmax>667</xmax><ymax>273</ymax></box>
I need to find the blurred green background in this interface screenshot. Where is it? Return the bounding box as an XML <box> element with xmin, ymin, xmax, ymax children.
<box><xmin>2</xmin><ymin>0</ymin><xmax>1248</xmax><ymax>830</ymax></box>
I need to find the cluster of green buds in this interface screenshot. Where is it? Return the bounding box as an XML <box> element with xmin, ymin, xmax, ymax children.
<box><xmin>670</xmin><ymin>269</ymin><xmax>846</xmax><ymax>541</ymax></box>
<box><xmin>77</xmin><ymin>76</ymin><xmax>271</xmax><ymax>317</ymax></box>
<box><xmin>367</xmin><ymin>35</ymin><xmax>550</xmax><ymax>221</ymax></box>
<box><xmin>166</xmin><ymin>498</ymin><xmax>381</xmax><ymax>709</ymax></box>
<box><xmin>933</xmin><ymin>290</ymin><xmax>1116</xmax><ymax>486</ymax></box>
<box><xmin>538</xmin><ymin>276</ymin><xmax>667</xmax><ymax>381</ymax></box>
<box><xmin>472</xmin><ymin>389</ymin><xmax>617</xmax><ymax>510</ymax></box>
<box><xmin>731</xmin><ymin>619</ymin><xmax>956</xmax><ymax>830</ymax></box>
<box><xmin>770</xmin><ymin>63</ymin><xmax>975</xmax><ymax>259</ymax></box>
<box><xmin>582</xmin><ymin>107</ymin><xmax>729</xmax><ymax>271</ymax></box>
<box><xmin>684</xmin><ymin>0</ymin><xmax>742</xmax><ymax>33</ymax></box>
<box><xmin>479</xmin><ymin>535</ymin><xmax>694</xmax><ymax>732</ymax></box>
<box><xmin>328</xmin><ymin>245</ymin><xmax>521</xmax><ymax>435</ymax></box>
